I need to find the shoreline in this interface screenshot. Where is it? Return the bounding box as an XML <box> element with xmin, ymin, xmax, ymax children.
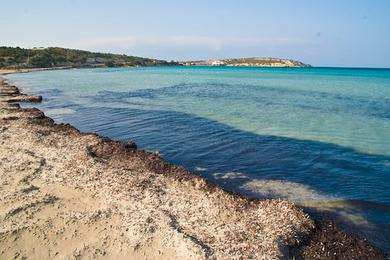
<box><xmin>0</xmin><ymin>75</ymin><xmax>384</xmax><ymax>259</ymax></box>
<box><xmin>0</xmin><ymin>67</ymin><xmax>72</xmax><ymax>75</ymax></box>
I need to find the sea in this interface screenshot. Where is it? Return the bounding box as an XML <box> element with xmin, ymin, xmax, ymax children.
<box><xmin>5</xmin><ymin>66</ymin><xmax>390</xmax><ymax>253</ymax></box>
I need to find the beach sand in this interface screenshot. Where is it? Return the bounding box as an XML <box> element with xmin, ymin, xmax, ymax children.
<box><xmin>0</xmin><ymin>77</ymin><xmax>384</xmax><ymax>259</ymax></box>
<box><xmin>0</xmin><ymin>69</ymin><xmax>18</xmax><ymax>75</ymax></box>
<box><xmin>0</xmin><ymin>67</ymin><xmax>70</xmax><ymax>75</ymax></box>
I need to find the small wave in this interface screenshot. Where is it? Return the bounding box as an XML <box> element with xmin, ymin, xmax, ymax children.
<box><xmin>195</xmin><ymin>166</ymin><xmax>208</xmax><ymax>171</ymax></box>
<box><xmin>213</xmin><ymin>172</ymin><xmax>250</xmax><ymax>180</ymax></box>
<box><xmin>240</xmin><ymin>179</ymin><xmax>330</xmax><ymax>203</ymax></box>
<box><xmin>239</xmin><ymin>179</ymin><xmax>374</xmax><ymax>227</ymax></box>
<box><xmin>45</xmin><ymin>108</ymin><xmax>76</xmax><ymax>116</ymax></box>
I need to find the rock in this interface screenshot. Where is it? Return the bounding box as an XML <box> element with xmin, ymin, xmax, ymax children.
<box><xmin>124</xmin><ymin>140</ymin><xmax>137</xmax><ymax>150</ymax></box>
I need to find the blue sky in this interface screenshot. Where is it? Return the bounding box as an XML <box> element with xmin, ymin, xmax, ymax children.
<box><xmin>1</xmin><ymin>0</ymin><xmax>390</xmax><ymax>67</ymax></box>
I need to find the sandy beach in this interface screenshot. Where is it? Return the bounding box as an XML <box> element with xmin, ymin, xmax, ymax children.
<box><xmin>0</xmin><ymin>67</ymin><xmax>70</xmax><ymax>76</ymax></box>
<box><xmin>0</xmin><ymin>76</ymin><xmax>384</xmax><ymax>259</ymax></box>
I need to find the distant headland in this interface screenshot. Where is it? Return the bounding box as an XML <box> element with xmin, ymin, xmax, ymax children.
<box><xmin>180</xmin><ymin>57</ymin><xmax>311</xmax><ymax>67</ymax></box>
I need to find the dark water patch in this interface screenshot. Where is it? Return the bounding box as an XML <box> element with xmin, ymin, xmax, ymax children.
<box><xmin>94</xmin><ymin>83</ymin><xmax>390</xmax><ymax>119</ymax></box>
<box><xmin>67</xmin><ymin>106</ymin><xmax>389</xmax><ymax>203</ymax></box>
<box><xmin>34</xmin><ymin>88</ymin><xmax>64</xmax><ymax>96</ymax></box>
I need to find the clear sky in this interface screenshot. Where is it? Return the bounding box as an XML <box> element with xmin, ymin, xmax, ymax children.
<box><xmin>1</xmin><ymin>0</ymin><xmax>390</xmax><ymax>67</ymax></box>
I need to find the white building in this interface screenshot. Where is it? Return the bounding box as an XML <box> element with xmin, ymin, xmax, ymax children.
<box><xmin>208</xmin><ymin>60</ymin><xmax>225</xmax><ymax>66</ymax></box>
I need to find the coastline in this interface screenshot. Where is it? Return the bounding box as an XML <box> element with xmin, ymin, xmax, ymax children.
<box><xmin>0</xmin><ymin>75</ymin><xmax>384</xmax><ymax>259</ymax></box>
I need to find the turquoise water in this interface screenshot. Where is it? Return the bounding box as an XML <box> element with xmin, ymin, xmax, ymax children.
<box><xmin>5</xmin><ymin>66</ymin><xmax>390</xmax><ymax>252</ymax></box>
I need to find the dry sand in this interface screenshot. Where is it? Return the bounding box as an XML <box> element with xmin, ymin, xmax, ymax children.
<box><xmin>0</xmin><ymin>77</ymin><xmax>384</xmax><ymax>259</ymax></box>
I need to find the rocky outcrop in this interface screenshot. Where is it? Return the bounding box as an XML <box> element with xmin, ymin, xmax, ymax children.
<box><xmin>0</xmin><ymin>83</ymin><xmax>42</xmax><ymax>103</ymax></box>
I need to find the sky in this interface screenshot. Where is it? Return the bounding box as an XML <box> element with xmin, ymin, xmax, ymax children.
<box><xmin>1</xmin><ymin>0</ymin><xmax>390</xmax><ymax>67</ymax></box>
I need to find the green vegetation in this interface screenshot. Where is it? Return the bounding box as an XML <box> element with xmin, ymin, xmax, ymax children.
<box><xmin>0</xmin><ymin>46</ymin><xmax>178</xmax><ymax>69</ymax></box>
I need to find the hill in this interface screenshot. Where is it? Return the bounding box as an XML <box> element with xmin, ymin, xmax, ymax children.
<box><xmin>0</xmin><ymin>46</ymin><xmax>178</xmax><ymax>69</ymax></box>
<box><xmin>181</xmin><ymin>57</ymin><xmax>311</xmax><ymax>67</ymax></box>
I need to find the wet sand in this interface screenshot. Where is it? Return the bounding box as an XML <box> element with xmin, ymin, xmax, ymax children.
<box><xmin>0</xmin><ymin>77</ymin><xmax>384</xmax><ymax>259</ymax></box>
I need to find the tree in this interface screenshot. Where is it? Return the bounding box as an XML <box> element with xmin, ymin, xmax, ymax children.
<box><xmin>30</xmin><ymin>51</ymin><xmax>53</xmax><ymax>67</ymax></box>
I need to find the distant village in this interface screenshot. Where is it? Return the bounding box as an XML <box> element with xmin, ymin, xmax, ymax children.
<box><xmin>180</xmin><ymin>57</ymin><xmax>311</xmax><ymax>67</ymax></box>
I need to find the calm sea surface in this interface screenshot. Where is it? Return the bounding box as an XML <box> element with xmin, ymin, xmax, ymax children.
<box><xmin>6</xmin><ymin>66</ymin><xmax>390</xmax><ymax>252</ymax></box>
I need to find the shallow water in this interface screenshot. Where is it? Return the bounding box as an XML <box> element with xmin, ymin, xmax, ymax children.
<box><xmin>6</xmin><ymin>66</ymin><xmax>390</xmax><ymax>252</ymax></box>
